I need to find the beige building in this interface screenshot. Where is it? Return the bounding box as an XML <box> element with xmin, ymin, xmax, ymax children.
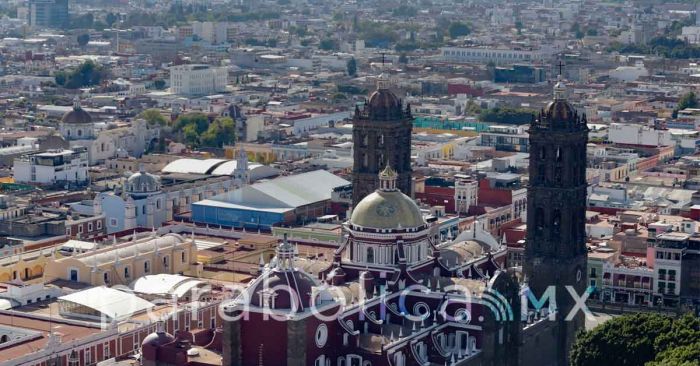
<box><xmin>43</xmin><ymin>233</ymin><xmax>197</xmax><ymax>286</ymax></box>
<box><xmin>0</xmin><ymin>247</ymin><xmax>55</xmax><ymax>283</ymax></box>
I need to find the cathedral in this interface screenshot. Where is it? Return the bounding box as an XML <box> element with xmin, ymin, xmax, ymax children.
<box><xmin>219</xmin><ymin>78</ymin><xmax>588</xmax><ymax>366</ymax></box>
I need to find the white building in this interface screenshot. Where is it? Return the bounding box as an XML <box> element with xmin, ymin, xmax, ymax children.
<box><xmin>609</xmin><ymin>64</ymin><xmax>649</xmax><ymax>82</ymax></box>
<box><xmin>170</xmin><ymin>64</ymin><xmax>228</xmax><ymax>96</ymax></box>
<box><xmin>13</xmin><ymin>147</ymin><xmax>88</xmax><ymax>186</ymax></box>
<box><xmin>454</xmin><ymin>177</ymin><xmax>478</xmax><ymax>216</ymax></box>
<box><xmin>607</xmin><ymin>123</ymin><xmax>699</xmax><ymax>151</ymax></box>
<box><xmin>441</xmin><ymin>46</ymin><xmax>549</xmax><ymax>65</ymax></box>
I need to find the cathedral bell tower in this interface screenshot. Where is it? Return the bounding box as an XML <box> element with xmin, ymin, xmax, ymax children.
<box><xmin>351</xmin><ymin>74</ymin><xmax>413</xmax><ymax>206</ymax></box>
<box><xmin>524</xmin><ymin>75</ymin><xmax>588</xmax><ymax>365</ymax></box>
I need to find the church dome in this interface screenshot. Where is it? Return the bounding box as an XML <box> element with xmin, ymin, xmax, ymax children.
<box><xmin>142</xmin><ymin>321</ymin><xmax>174</xmax><ymax>348</ymax></box>
<box><xmin>245</xmin><ymin>236</ymin><xmax>320</xmax><ymax>310</ymax></box>
<box><xmin>62</xmin><ymin>100</ymin><xmax>93</xmax><ymax>125</ymax></box>
<box><xmin>367</xmin><ymin>89</ymin><xmax>401</xmax><ymax>112</ymax></box>
<box><xmin>544</xmin><ymin>99</ymin><xmax>575</xmax><ymax>122</ymax></box>
<box><xmin>350</xmin><ymin>166</ymin><xmax>425</xmax><ymax>229</ymax></box>
<box><xmin>247</xmin><ymin>269</ymin><xmax>317</xmax><ymax>309</ymax></box>
<box><xmin>542</xmin><ymin>79</ymin><xmax>576</xmax><ymax>123</ymax></box>
<box><xmin>126</xmin><ymin>169</ymin><xmax>161</xmax><ymax>194</ymax></box>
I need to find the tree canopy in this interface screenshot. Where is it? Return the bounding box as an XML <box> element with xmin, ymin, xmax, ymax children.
<box><xmin>479</xmin><ymin>107</ymin><xmax>534</xmax><ymax>124</ymax></box>
<box><xmin>673</xmin><ymin>91</ymin><xmax>698</xmax><ymax>118</ymax></box>
<box><xmin>347</xmin><ymin>57</ymin><xmax>357</xmax><ymax>77</ymax></box>
<box><xmin>139</xmin><ymin>109</ymin><xmax>168</xmax><ymax>126</ymax></box>
<box><xmin>173</xmin><ymin>113</ymin><xmax>235</xmax><ymax>148</ymax></box>
<box><xmin>448</xmin><ymin>22</ymin><xmax>471</xmax><ymax>39</ymax></box>
<box><xmin>77</xmin><ymin>34</ymin><xmax>90</xmax><ymax>46</ymax></box>
<box><xmin>571</xmin><ymin>313</ymin><xmax>700</xmax><ymax>366</ymax></box>
<box><xmin>54</xmin><ymin>61</ymin><xmax>108</xmax><ymax>89</ymax></box>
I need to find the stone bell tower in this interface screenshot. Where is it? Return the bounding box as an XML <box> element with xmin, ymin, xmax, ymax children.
<box><xmin>351</xmin><ymin>74</ymin><xmax>413</xmax><ymax>206</ymax></box>
<box><xmin>524</xmin><ymin>74</ymin><xmax>589</xmax><ymax>365</ymax></box>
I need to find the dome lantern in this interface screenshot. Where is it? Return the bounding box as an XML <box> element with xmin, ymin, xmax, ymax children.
<box><xmin>379</xmin><ymin>165</ymin><xmax>397</xmax><ymax>191</ymax></box>
<box><xmin>275</xmin><ymin>234</ymin><xmax>295</xmax><ymax>271</ymax></box>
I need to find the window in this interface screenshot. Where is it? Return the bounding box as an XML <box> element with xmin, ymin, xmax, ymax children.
<box><xmin>163</xmin><ymin>256</ymin><xmax>169</xmax><ymax>268</ymax></box>
<box><xmin>535</xmin><ymin>208</ymin><xmax>544</xmax><ymax>231</ymax></box>
<box><xmin>66</xmin><ymin>227</ymin><xmax>71</xmax><ymax>236</ymax></box>
<box><xmin>124</xmin><ymin>267</ymin><xmax>130</xmax><ymax>279</ymax></box>
<box><xmin>84</xmin><ymin>348</ymin><xmax>91</xmax><ymax>365</ymax></box>
<box><xmin>109</xmin><ymin>218</ymin><xmax>118</xmax><ymax>227</ymax></box>
<box><xmin>181</xmin><ymin>251</ymin><xmax>186</xmax><ymax>263</ymax></box>
<box><xmin>70</xmin><ymin>269</ymin><xmax>78</xmax><ymax>282</ymax></box>
<box><xmin>103</xmin><ymin>343</ymin><xmax>110</xmax><ymax>360</ymax></box>
<box><xmin>144</xmin><ymin>261</ymin><xmax>151</xmax><ymax>274</ymax></box>
<box><xmin>103</xmin><ymin>272</ymin><xmax>109</xmax><ymax>284</ymax></box>
<box><xmin>97</xmin><ymin>221</ymin><xmax>102</xmax><ymax>230</ymax></box>
<box><xmin>78</xmin><ymin>225</ymin><xmax>83</xmax><ymax>234</ymax></box>
<box><xmin>366</xmin><ymin>247</ymin><xmax>374</xmax><ymax>264</ymax></box>
<box><xmin>88</xmin><ymin>223</ymin><xmax>93</xmax><ymax>232</ymax></box>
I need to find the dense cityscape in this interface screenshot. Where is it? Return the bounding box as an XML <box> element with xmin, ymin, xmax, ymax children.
<box><xmin>0</xmin><ymin>0</ymin><xmax>698</xmax><ymax>365</ymax></box>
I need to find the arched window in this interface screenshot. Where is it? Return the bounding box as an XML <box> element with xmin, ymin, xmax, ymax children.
<box><xmin>77</xmin><ymin>129</ymin><xmax>82</xmax><ymax>137</ymax></box>
<box><xmin>0</xmin><ymin>335</ymin><xmax>8</xmax><ymax>343</ymax></box>
<box><xmin>181</xmin><ymin>251</ymin><xmax>186</xmax><ymax>263</ymax></box>
<box><xmin>552</xmin><ymin>210</ymin><xmax>561</xmax><ymax>236</ymax></box>
<box><xmin>535</xmin><ymin>208</ymin><xmax>544</xmax><ymax>231</ymax></box>
<box><xmin>366</xmin><ymin>247</ymin><xmax>374</xmax><ymax>264</ymax></box>
<box><xmin>124</xmin><ymin>267</ymin><xmax>130</xmax><ymax>278</ymax></box>
<box><xmin>144</xmin><ymin>261</ymin><xmax>150</xmax><ymax>273</ymax></box>
<box><xmin>103</xmin><ymin>272</ymin><xmax>109</xmax><ymax>284</ymax></box>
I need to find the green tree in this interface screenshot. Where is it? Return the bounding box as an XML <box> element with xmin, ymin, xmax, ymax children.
<box><xmin>174</xmin><ymin>113</ymin><xmax>209</xmax><ymax>134</ymax></box>
<box><xmin>347</xmin><ymin>57</ymin><xmax>357</xmax><ymax>77</ymax></box>
<box><xmin>515</xmin><ymin>20</ymin><xmax>523</xmax><ymax>35</ymax></box>
<box><xmin>571</xmin><ymin>22</ymin><xmax>584</xmax><ymax>39</ymax></box>
<box><xmin>200</xmin><ymin>117</ymin><xmax>236</xmax><ymax>147</ymax></box>
<box><xmin>55</xmin><ymin>60</ymin><xmax>107</xmax><ymax>89</ymax></box>
<box><xmin>319</xmin><ymin>38</ymin><xmax>338</xmax><ymax>51</ymax></box>
<box><xmin>479</xmin><ymin>107</ymin><xmax>534</xmax><ymax>124</ymax></box>
<box><xmin>77</xmin><ymin>34</ymin><xmax>90</xmax><ymax>46</ymax></box>
<box><xmin>448</xmin><ymin>22</ymin><xmax>471</xmax><ymax>38</ymax></box>
<box><xmin>182</xmin><ymin>124</ymin><xmax>200</xmax><ymax>147</ymax></box>
<box><xmin>571</xmin><ymin>313</ymin><xmax>700</xmax><ymax>366</ymax></box>
<box><xmin>139</xmin><ymin>109</ymin><xmax>168</xmax><ymax>126</ymax></box>
<box><xmin>153</xmin><ymin>79</ymin><xmax>166</xmax><ymax>90</ymax></box>
<box><xmin>105</xmin><ymin>12</ymin><xmax>118</xmax><ymax>28</ymax></box>
<box><xmin>678</xmin><ymin>91</ymin><xmax>698</xmax><ymax>110</ymax></box>
<box><xmin>673</xmin><ymin>91</ymin><xmax>698</xmax><ymax>118</ymax></box>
